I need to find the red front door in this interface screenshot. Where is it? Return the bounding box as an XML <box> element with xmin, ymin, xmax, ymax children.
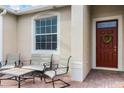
<box><xmin>96</xmin><ymin>20</ymin><xmax>118</xmax><ymax>68</ymax></box>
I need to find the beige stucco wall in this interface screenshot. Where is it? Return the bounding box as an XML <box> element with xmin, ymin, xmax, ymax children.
<box><xmin>83</xmin><ymin>6</ymin><xmax>91</xmax><ymax>79</ymax></box>
<box><xmin>17</xmin><ymin>6</ymin><xmax>71</xmax><ymax>60</ymax></box>
<box><xmin>3</xmin><ymin>13</ymin><xmax>17</xmax><ymax>60</ymax></box>
<box><xmin>91</xmin><ymin>5</ymin><xmax>124</xmax><ymax>70</ymax></box>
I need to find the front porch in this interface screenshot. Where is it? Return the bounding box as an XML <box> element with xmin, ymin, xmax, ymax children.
<box><xmin>0</xmin><ymin>69</ymin><xmax>124</xmax><ymax>88</ymax></box>
<box><xmin>71</xmin><ymin>5</ymin><xmax>124</xmax><ymax>81</ymax></box>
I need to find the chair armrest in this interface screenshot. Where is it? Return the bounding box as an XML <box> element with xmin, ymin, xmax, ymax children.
<box><xmin>43</xmin><ymin>63</ymin><xmax>51</xmax><ymax>71</ymax></box>
<box><xmin>51</xmin><ymin>64</ymin><xmax>59</xmax><ymax>70</ymax></box>
<box><xmin>43</xmin><ymin>63</ymin><xmax>59</xmax><ymax>71</ymax></box>
<box><xmin>43</xmin><ymin>63</ymin><xmax>51</xmax><ymax>66</ymax></box>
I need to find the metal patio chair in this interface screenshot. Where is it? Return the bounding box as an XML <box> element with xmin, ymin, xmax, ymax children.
<box><xmin>22</xmin><ymin>54</ymin><xmax>53</xmax><ymax>80</ymax></box>
<box><xmin>43</xmin><ymin>55</ymin><xmax>71</xmax><ymax>88</ymax></box>
<box><xmin>0</xmin><ymin>54</ymin><xmax>20</xmax><ymax>70</ymax></box>
<box><xmin>0</xmin><ymin>54</ymin><xmax>20</xmax><ymax>85</ymax></box>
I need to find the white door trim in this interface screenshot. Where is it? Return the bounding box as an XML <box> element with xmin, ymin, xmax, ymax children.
<box><xmin>92</xmin><ymin>15</ymin><xmax>123</xmax><ymax>71</ymax></box>
<box><xmin>0</xmin><ymin>15</ymin><xmax>3</xmax><ymax>62</ymax></box>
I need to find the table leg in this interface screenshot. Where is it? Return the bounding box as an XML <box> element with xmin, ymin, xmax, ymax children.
<box><xmin>18</xmin><ymin>76</ymin><xmax>21</xmax><ymax>88</ymax></box>
<box><xmin>33</xmin><ymin>73</ymin><xmax>35</xmax><ymax>84</ymax></box>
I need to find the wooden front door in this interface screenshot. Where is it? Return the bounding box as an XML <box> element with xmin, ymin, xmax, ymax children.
<box><xmin>96</xmin><ymin>20</ymin><xmax>118</xmax><ymax>68</ymax></box>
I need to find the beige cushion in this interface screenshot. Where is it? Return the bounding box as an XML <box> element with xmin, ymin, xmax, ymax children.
<box><xmin>31</xmin><ymin>54</ymin><xmax>52</xmax><ymax>65</ymax></box>
<box><xmin>52</xmin><ymin>54</ymin><xmax>59</xmax><ymax>64</ymax></box>
<box><xmin>44</xmin><ymin>68</ymin><xmax>66</xmax><ymax>79</ymax></box>
<box><xmin>52</xmin><ymin>55</ymin><xmax>69</xmax><ymax>67</ymax></box>
<box><xmin>31</xmin><ymin>54</ymin><xmax>42</xmax><ymax>65</ymax></box>
<box><xmin>44</xmin><ymin>70</ymin><xmax>55</xmax><ymax>78</ymax></box>
<box><xmin>56</xmin><ymin>68</ymin><xmax>66</xmax><ymax>75</ymax></box>
<box><xmin>40</xmin><ymin>54</ymin><xmax>52</xmax><ymax>65</ymax></box>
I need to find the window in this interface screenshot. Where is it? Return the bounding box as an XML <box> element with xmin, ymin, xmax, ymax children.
<box><xmin>96</xmin><ymin>20</ymin><xmax>117</xmax><ymax>29</ymax></box>
<box><xmin>35</xmin><ymin>16</ymin><xmax>57</xmax><ymax>50</ymax></box>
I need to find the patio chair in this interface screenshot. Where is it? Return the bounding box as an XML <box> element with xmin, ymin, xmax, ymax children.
<box><xmin>43</xmin><ymin>55</ymin><xmax>71</xmax><ymax>88</ymax></box>
<box><xmin>22</xmin><ymin>54</ymin><xmax>53</xmax><ymax>80</ymax></box>
<box><xmin>0</xmin><ymin>54</ymin><xmax>20</xmax><ymax>70</ymax></box>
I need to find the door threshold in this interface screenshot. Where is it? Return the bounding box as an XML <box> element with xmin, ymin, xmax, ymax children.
<box><xmin>93</xmin><ymin>67</ymin><xmax>119</xmax><ymax>71</ymax></box>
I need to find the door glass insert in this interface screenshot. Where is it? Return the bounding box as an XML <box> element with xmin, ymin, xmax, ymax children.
<box><xmin>97</xmin><ymin>20</ymin><xmax>117</xmax><ymax>29</ymax></box>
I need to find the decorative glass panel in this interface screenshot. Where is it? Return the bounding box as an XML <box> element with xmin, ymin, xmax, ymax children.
<box><xmin>36</xmin><ymin>36</ymin><xmax>40</xmax><ymax>43</ymax></box>
<box><xmin>52</xmin><ymin>43</ymin><xmax>57</xmax><ymax>50</ymax></box>
<box><xmin>36</xmin><ymin>27</ymin><xmax>40</xmax><ymax>34</ymax></box>
<box><xmin>41</xmin><ymin>27</ymin><xmax>45</xmax><ymax>34</ymax></box>
<box><xmin>46</xmin><ymin>18</ymin><xmax>51</xmax><ymax>25</ymax></box>
<box><xmin>52</xmin><ymin>25</ymin><xmax>57</xmax><ymax>33</ymax></box>
<box><xmin>41</xmin><ymin>19</ymin><xmax>45</xmax><ymax>26</ymax></box>
<box><xmin>41</xmin><ymin>43</ymin><xmax>45</xmax><ymax>49</ymax></box>
<box><xmin>46</xmin><ymin>26</ymin><xmax>51</xmax><ymax>33</ymax></box>
<box><xmin>97</xmin><ymin>21</ymin><xmax>117</xmax><ymax>29</ymax></box>
<box><xmin>36</xmin><ymin>43</ymin><xmax>40</xmax><ymax>49</ymax></box>
<box><xmin>46</xmin><ymin>43</ymin><xmax>51</xmax><ymax>49</ymax></box>
<box><xmin>41</xmin><ymin>35</ymin><xmax>45</xmax><ymax>42</ymax></box>
<box><xmin>52</xmin><ymin>16</ymin><xmax>57</xmax><ymax>25</ymax></box>
<box><xmin>35</xmin><ymin>20</ymin><xmax>40</xmax><ymax>27</ymax></box>
<box><xmin>46</xmin><ymin>35</ymin><xmax>51</xmax><ymax>42</ymax></box>
<box><xmin>52</xmin><ymin>35</ymin><xmax>57</xmax><ymax>42</ymax></box>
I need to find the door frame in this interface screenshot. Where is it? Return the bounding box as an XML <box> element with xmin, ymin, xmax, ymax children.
<box><xmin>92</xmin><ymin>15</ymin><xmax>123</xmax><ymax>71</ymax></box>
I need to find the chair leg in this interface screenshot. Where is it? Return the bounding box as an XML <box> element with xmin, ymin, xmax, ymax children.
<box><xmin>40</xmin><ymin>74</ymin><xmax>42</xmax><ymax>81</ymax></box>
<box><xmin>52</xmin><ymin>78</ymin><xmax>55</xmax><ymax>88</ymax></box>
<box><xmin>33</xmin><ymin>74</ymin><xmax>35</xmax><ymax>84</ymax></box>
<box><xmin>44</xmin><ymin>76</ymin><xmax>55</xmax><ymax>83</ymax></box>
<box><xmin>58</xmin><ymin>79</ymin><xmax>70</xmax><ymax>88</ymax></box>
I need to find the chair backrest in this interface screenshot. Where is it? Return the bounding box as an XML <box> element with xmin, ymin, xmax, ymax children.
<box><xmin>52</xmin><ymin>55</ymin><xmax>72</xmax><ymax>73</ymax></box>
<box><xmin>40</xmin><ymin>54</ymin><xmax>52</xmax><ymax>65</ymax></box>
<box><xmin>6</xmin><ymin>54</ymin><xmax>20</xmax><ymax>65</ymax></box>
<box><xmin>30</xmin><ymin>54</ymin><xmax>42</xmax><ymax>65</ymax></box>
<box><xmin>31</xmin><ymin>54</ymin><xmax>52</xmax><ymax>65</ymax></box>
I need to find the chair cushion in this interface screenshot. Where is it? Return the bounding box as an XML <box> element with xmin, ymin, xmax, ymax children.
<box><xmin>44</xmin><ymin>70</ymin><xmax>55</xmax><ymax>78</ymax></box>
<box><xmin>22</xmin><ymin>65</ymin><xmax>44</xmax><ymax>71</ymax></box>
<box><xmin>56</xmin><ymin>68</ymin><xmax>66</xmax><ymax>75</ymax></box>
<box><xmin>44</xmin><ymin>68</ymin><xmax>66</xmax><ymax>79</ymax></box>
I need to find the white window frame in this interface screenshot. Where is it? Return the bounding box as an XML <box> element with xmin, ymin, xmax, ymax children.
<box><xmin>31</xmin><ymin>12</ymin><xmax>60</xmax><ymax>54</ymax></box>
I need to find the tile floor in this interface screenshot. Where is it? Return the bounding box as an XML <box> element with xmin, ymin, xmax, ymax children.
<box><xmin>0</xmin><ymin>69</ymin><xmax>124</xmax><ymax>88</ymax></box>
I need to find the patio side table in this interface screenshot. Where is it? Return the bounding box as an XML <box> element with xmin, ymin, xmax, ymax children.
<box><xmin>0</xmin><ymin>68</ymin><xmax>35</xmax><ymax>88</ymax></box>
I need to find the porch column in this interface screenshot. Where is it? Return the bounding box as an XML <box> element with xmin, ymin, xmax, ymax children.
<box><xmin>0</xmin><ymin>15</ymin><xmax>3</xmax><ymax>62</ymax></box>
<box><xmin>71</xmin><ymin>5</ymin><xmax>84</xmax><ymax>81</ymax></box>
<box><xmin>0</xmin><ymin>10</ymin><xmax>7</xmax><ymax>62</ymax></box>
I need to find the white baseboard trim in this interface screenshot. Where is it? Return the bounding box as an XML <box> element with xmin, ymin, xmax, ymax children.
<box><xmin>92</xmin><ymin>67</ymin><xmax>120</xmax><ymax>71</ymax></box>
